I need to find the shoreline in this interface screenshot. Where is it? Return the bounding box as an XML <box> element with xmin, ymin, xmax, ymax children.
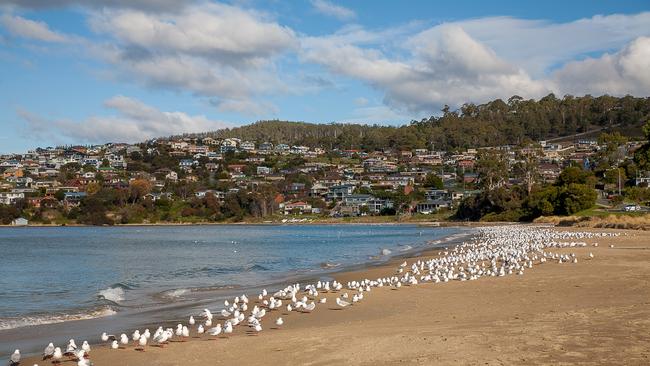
<box><xmin>0</xmin><ymin>219</ymin><xmax>518</xmax><ymax>229</ymax></box>
<box><xmin>0</xmin><ymin>226</ymin><xmax>472</xmax><ymax>358</ymax></box>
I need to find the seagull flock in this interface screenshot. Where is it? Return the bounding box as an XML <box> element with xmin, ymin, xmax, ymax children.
<box><xmin>8</xmin><ymin>225</ymin><xmax>619</xmax><ymax>366</ymax></box>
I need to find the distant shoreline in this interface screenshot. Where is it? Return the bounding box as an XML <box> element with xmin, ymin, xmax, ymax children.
<box><xmin>0</xmin><ymin>219</ymin><xmax>515</xmax><ymax>228</ymax></box>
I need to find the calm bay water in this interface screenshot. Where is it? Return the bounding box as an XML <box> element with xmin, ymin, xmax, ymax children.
<box><xmin>0</xmin><ymin>224</ymin><xmax>465</xmax><ymax>355</ymax></box>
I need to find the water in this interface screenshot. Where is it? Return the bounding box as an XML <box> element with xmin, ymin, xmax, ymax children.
<box><xmin>0</xmin><ymin>224</ymin><xmax>465</xmax><ymax>355</ymax></box>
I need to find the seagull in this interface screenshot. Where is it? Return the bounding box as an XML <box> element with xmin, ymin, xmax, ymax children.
<box><xmin>101</xmin><ymin>333</ymin><xmax>114</xmax><ymax>342</ymax></box>
<box><xmin>81</xmin><ymin>341</ymin><xmax>91</xmax><ymax>354</ymax></box>
<box><xmin>65</xmin><ymin>339</ymin><xmax>77</xmax><ymax>355</ymax></box>
<box><xmin>303</xmin><ymin>302</ymin><xmax>316</xmax><ymax>312</ymax></box>
<box><xmin>43</xmin><ymin>343</ymin><xmax>55</xmax><ymax>360</ymax></box>
<box><xmin>197</xmin><ymin>324</ymin><xmax>205</xmax><ymax>334</ymax></box>
<box><xmin>53</xmin><ymin>347</ymin><xmax>63</xmax><ymax>363</ymax></box>
<box><xmin>111</xmin><ymin>341</ymin><xmax>119</xmax><ymax>350</ymax></box>
<box><xmin>132</xmin><ymin>330</ymin><xmax>141</xmax><ymax>342</ymax></box>
<box><xmin>10</xmin><ymin>349</ymin><xmax>20</xmax><ymax>365</ymax></box>
<box><xmin>138</xmin><ymin>333</ymin><xmax>147</xmax><ymax>350</ymax></box>
<box><xmin>76</xmin><ymin>352</ymin><xmax>93</xmax><ymax>366</ymax></box>
<box><xmin>275</xmin><ymin>317</ymin><xmax>283</xmax><ymax>327</ymax></box>
<box><xmin>589</xmin><ymin>252</ymin><xmax>594</xmax><ymax>259</ymax></box>
<box><xmin>205</xmin><ymin>318</ymin><xmax>212</xmax><ymax>327</ymax></box>
<box><xmin>189</xmin><ymin>316</ymin><xmax>195</xmax><ymax>325</ymax></box>
<box><xmin>153</xmin><ymin>330</ymin><xmax>169</xmax><ymax>347</ymax></box>
<box><xmin>120</xmin><ymin>334</ymin><xmax>129</xmax><ymax>347</ymax></box>
<box><xmin>319</xmin><ymin>298</ymin><xmax>327</xmax><ymax>304</ymax></box>
<box><xmin>254</xmin><ymin>323</ymin><xmax>262</xmax><ymax>332</ymax></box>
<box><xmin>204</xmin><ymin>309</ymin><xmax>213</xmax><ymax>320</ymax></box>
<box><xmin>208</xmin><ymin>324</ymin><xmax>222</xmax><ymax>336</ymax></box>
<box><xmin>224</xmin><ymin>322</ymin><xmax>233</xmax><ymax>335</ymax></box>
<box><xmin>336</xmin><ymin>297</ymin><xmax>351</xmax><ymax>307</ymax></box>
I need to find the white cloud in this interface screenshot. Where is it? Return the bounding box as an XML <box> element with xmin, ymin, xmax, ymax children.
<box><xmin>86</xmin><ymin>3</ymin><xmax>295</xmax><ymax>116</ymax></box>
<box><xmin>0</xmin><ymin>14</ymin><xmax>68</xmax><ymax>42</ymax></box>
<box><xmin>89</xmin><ymin>4</ymin><xmax>297</xmax><ymax>63</ymax></box>
<box><xmin>302</xmin><ymin>12</ymin><xmax>650</xmax><ymax>113</ymax></box>
<box><xmin>19</xmin><ymin>95</ymin><xmax>230</xmax><ymax>143</ymax></box>
<box><xmin>311</xmin><ymin>0</ymin><xmax>355</xmax><ymax>21</ymax></box>
<box><xmin>553</xmin><ymin>36</ymin><xmax>650</xmax><ymax>96</ymax></box>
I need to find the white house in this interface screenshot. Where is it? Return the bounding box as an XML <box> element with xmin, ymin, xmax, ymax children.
<box><xmin>11</xmin><ymin>217</ymin><xmax>28</xmax><ymax>226</ymax></box>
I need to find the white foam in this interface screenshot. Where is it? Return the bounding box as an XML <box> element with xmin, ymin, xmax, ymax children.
<box><xmin>0</xmin><ymin>307</ymin><xmax>116</xmax><ymax>330</ymax></box>
<box><xmin>381</xmin><ymin>248</ymin><xmax>392</xmax><ymax>256</ymax></box>
<box><xmin>162</xmin><ymin>288</ymin><xmax>189</xmax><ymax>298</ymax></box>
<box><xmin>98</xmin><ymin>287</ymin><xmax>125</xmax><ymax>303</ymax></box>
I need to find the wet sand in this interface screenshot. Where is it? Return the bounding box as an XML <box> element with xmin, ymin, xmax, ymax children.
<box><xmin>21</xmin><ymin>227</ymin><xmax>650</xmax><ymax>365</ymax></box>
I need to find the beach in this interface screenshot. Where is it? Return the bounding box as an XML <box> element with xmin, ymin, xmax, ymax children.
<box><xmin>15</xmin><ymin>226</ymin><xmax>650</xmax><ymax>366</ymax></box>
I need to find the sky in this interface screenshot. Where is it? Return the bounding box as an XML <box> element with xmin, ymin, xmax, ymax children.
<box><xmin>0</xmin><ymin>0</ymin><xmax>649</xmax><ymax>153</ymax></box>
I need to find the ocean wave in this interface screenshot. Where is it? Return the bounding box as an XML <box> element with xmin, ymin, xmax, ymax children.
<box><xmin>97</xmin><ymin>287</ymin><xmax>125</xmax><ymax>303</ymax></box>
<box><xmin>160</xmin><ymin>288</ymin><xmax>190</xmax><ymax>299</ymax></box>
<box><xmin>245</xmin><ymin>264</ymin><xmax>270</xmax><ymax>271</ymax></box>
<box><xmin>0</xmin><ymin>306</ymin><xmax>116</xmax><ymax>330</ymax></box>
<box><xmin>320</xmin><ymin>262</ymin><xmax>341</xmax><ymax>269</ymax></box>
<box><xmin>399</xmin><ymin>245</ymin><xmax>413</xmax><ymax>252</ymax></box>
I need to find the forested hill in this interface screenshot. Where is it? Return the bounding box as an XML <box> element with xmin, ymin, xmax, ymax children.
<box><xmin>194</xmin><ymin>94</ymin><xmax>650</xmax><ymax>151</ymax></box>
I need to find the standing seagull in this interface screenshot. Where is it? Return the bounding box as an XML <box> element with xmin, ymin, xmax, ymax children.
<box><xmin>138</xmin><ymin>333</ymin><xmax>147</xmax><ymax>351</ymax></box>
<box><xmin>43</xmin><ymin>343</ymin><xmax>55</xmax><ymax>360</ymax></box>
<box><xmin>52</xmin><ymin>348</ymin><xmax>63</xmax><ymax>364</ymax></box>
<box><xmin>10</xmin><ymin>350</ymin><xmax>20</xmax><ymax>365</ymax></box>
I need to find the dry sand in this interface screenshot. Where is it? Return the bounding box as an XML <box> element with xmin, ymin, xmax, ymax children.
<box><xmin>23</xmin><ymin>227</ymin><xmax>650</xmax><ymax>366</ymax></box>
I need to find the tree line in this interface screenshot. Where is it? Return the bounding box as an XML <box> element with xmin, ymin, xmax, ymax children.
<box><xmin>200</xmin><ymin>94</ymin><xmax>650</xmax><ymax>151</ymax></box>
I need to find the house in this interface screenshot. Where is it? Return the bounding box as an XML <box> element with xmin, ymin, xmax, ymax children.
<box><xmin>202</xmin><ymin>137</ymin><xmax>219</xmax><ymax>146</ymax></box>
<box><xmin>259</xmin><ymin>142</ymin><xmax>274</xmax><ymax>151</ymax></box>
<box><xmin>0</xmin><ymin>192</ymin><xmax>25</xmax><ymax>205</ymax></box>
<box><xmin>179</xmin><ymin>159</ymin><xmax>195</xmax><ymax>169</ymax></box>
<box><xmin>309</xmin><ymin>183</ymin><xmax>328</xmax><ymax>197</ymax></box>
<box><xmin>144</xmin><ymin>192</ymin><xmax>173</xmax><ymax>201</ymax></box>
<box><xmin>416</xmin><ymin>199</ymin><xmax>451</xmax><ymax>214</ymax></box>
<box><xmin>11</xmin><ymin>217</ymin><xmax>28</xmax><ymax>226</ymax></box>
<box><xmin>63</xmin><ymin>192</ymin><xmax>87</xmax><ymax>206</ymax></box>
<box><xmin>635</xmin><ymin>176</ymin><xmax>650</xmax><ymax>187</ymax></box>
<box><xmin>165</xmin><ymin>171</ymin><xmax>179</xmax><ymax>182</ymax></box>
<box><xmin>286</xmin><ymin>182</ymin><xmax>306</xmax><ymax>194</ymax></box>
<box><xmin>257</xmin><ymin>166</ymin><xmax>271</xmax><ymax>175</ymax></box>
<box><xmin>326</xmin><ymin>184</ymin><xmax>355</xmax><ymax>200</ymax></box>
<box><xmin>280</xmin><ymin>201</ymin><xmax>312</xmax><ymax>215</ymax></box>
<box><xmin>425</xmin><ymin>189</ymin><xmax>449</xmax><ymax>201</ymax></box>
<box><xmin>195</xmin><ymin>190</ymin><xmax>225</xmax><ymax>200</ymax></box>
<box><xmin>228</xmin><ymin>164</ymin><xmax>246</xmax><ymax>174</ymax></box>
<box><xmin>241</xmin><ymin>141</ymin><xmax>255</xmax><ymax>151</ymax></box>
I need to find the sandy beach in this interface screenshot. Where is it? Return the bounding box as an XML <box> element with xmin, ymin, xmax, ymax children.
<box><xmin>20</xmin><ymin>226</ymin><xmax>650</xmax><ymax>366</ymax></box>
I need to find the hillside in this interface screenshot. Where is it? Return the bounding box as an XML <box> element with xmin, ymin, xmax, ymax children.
<box><xmin>187</xmin><ymin>94</ymin><xmax>650</xmax><ymax>151</ymax></box>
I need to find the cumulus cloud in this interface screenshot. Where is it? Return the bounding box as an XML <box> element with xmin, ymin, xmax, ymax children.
<box><xmin>302</xmin><ymin>12</ymin><xmax>650</xmax><ymax>113</ymax></box>
<box><xmin>89</xmin><ymin>4</ymin><xmax>297</xmax><ymax>63</ymax></box>
<box><xmin>19</xmin><ymin>95</ymin><xmax>230</xmax><ymax>143</ymax></box>
<box><xmin>553</xmin><ymin>36</ymin><xmax>650</xmax><ymax>96</ymax></box>
<box><xmin>0</xmin><ymin>14</ymin><xmax>69</xmax><ymax>42</ymax></box>
<box><xmin>311</xmin><ymin>0</ymin><xmax>355</xmax><ymax>21</ymax></box>
<box><xmin>86</xmin><ymin>3</ymin><xmax>295</xmax><ymax>115</ymax></box>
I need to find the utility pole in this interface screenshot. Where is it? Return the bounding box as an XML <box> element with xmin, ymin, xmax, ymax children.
<box><xmin>618</xmin><ymin>168</ymin><xmax>621</xmax><ymax>196</ymax></box>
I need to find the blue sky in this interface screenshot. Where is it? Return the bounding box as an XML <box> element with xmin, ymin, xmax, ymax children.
<box><xmin>0</xmin><ymin>0</ymin><xmax>649</xmax><ymax>153</ymax></box>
